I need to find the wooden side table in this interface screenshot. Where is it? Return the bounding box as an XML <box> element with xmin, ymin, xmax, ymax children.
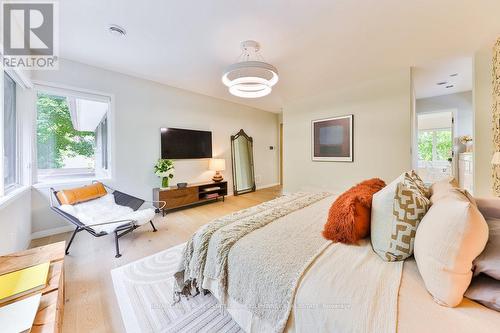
<box><xmin>0</xmin><ymin>242</ymin><xmax>65</xmax><ymax>333</ymax></box>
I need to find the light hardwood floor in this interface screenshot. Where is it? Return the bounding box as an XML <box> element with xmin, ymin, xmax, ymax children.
<box><xmin>31</xmin><ymin>186</ymin><xmax>282</xmax><ymax>333</ymax></box>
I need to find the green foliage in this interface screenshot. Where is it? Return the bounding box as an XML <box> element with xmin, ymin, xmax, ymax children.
<box><xmin>418</xmin><ymin>131</ymin><xmax>433</xmax><ymax>161</ymax></box>
<box><xmin>154</xmin><ymin>159</ymin><xmax>175</xmax><ymax>178</ymax></box>
<box><xmin>418</xmin><ymin>130</ymin><xmax>452</xmax><ymax>162</ymax></box>
<box><xmin>36</xmin><ymin>94</ymin><xmax>95</xmax><ymax>169</ymax></box>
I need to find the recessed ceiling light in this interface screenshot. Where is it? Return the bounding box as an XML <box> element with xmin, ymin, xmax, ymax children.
<box><xmin>445</xmin><ymin>85</ymin><xmax>454</xmax><ymax>88</ymax></box>
<box><xmin>450</xmin><ymin>73</ymin><xmax>458</xmax><ymax>77</ymax></box>
<box><xmin>108</xmin><ymin>24</ymin><xmax>126</xmax><ymax>37</ymax></box>
<box><xmin>437</xmin><ymin>81</ymin><xmax>447</xmax><ymax>86</ymax></box>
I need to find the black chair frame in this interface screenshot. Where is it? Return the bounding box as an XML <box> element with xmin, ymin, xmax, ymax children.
<box><xmin>49</xmin><ymin>182</ymin><xmax>166</xmax><ymax>258</ymax></box>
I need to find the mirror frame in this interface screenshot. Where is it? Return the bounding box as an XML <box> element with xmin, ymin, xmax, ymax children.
<box><xmin>231</xmin><ymin>129</ymin><xmax>256</xmax><ymax>195</ymax></box>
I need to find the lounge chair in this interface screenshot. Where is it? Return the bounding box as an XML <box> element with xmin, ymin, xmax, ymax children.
<box><xmin>49</xmin><ymin>182</ymin><xmax>166</xmax><ymax>258</ymax></box>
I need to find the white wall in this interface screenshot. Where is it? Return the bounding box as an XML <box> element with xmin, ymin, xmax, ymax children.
<box><xmin>474</xmin><ymin>47</ymin><xmax>494</xmax><ymax>197</ymax></box>
<box><xmin>30</xmin><ymin>59</ymin><xmax>279</xmax><ymax>236</ymax></box>
<box><xmin>283</xmin><ymin>69</ymin><xmax>412</xmax><ymax>193</ymax></box>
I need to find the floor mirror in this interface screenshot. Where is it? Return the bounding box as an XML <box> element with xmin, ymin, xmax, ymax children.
<box><xmin>231</xmin><ymin>129</ymin><xmax>256</xmax><ymax>195</ymax></box>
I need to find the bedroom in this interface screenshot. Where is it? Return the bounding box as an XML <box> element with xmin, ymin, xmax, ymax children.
<box><xmin>0</xmin><ymin>1</ymin><xmax>499</xmax><ymax>332</ymax></box>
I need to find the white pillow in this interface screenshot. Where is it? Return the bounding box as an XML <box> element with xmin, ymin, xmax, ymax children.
<box><xmin>370</xmin><ymin>173</ymin><xmax>404</xmax><ymax>259</ymax></box>
<box><xmin>414</xmin><ymin>192</ymin><xmax>489</xmax><ymax>307</ymax></box>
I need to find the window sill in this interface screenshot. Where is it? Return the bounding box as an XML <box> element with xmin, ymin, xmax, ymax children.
<box><xmin>32</xmin><ymin>176</ymin><xmax>112</xmax><ymax>189</ymax></box>
<box><xmin>0</xmin><ymin>185</ymin><xmax>31</xmax><ymax>210</ymax></box>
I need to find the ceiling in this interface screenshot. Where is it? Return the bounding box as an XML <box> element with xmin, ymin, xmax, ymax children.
<box><xmin>413</xmin><ymin>57</ymin><xmax>473</xmax><ymax>99</ymax></box>
<box><xmin>59</xmin><ymin>1</ymin><xmax>500</xmax><ymax>113</ymax></box>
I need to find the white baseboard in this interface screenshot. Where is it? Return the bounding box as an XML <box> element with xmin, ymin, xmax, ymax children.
<box><xmin>256</xmin><ymin>182</ymin><xmax>281</xmax><ymax>190</ymax></box>
<box><xmin>31</xmin><ymin>225</ymin><xmax>74</xmax><ymax>240</ymax></box>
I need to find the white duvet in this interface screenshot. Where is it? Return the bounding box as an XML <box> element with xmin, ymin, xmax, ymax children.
<box><xmin>59</xmin><ymin>194</ymin><xmax>155</xmax><ymax>234</ymax></box>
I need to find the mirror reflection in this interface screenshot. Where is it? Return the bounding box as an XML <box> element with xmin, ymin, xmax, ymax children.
<box><xmin>231</xmin><ymin>129</ymin><xmax>256</xmax><ymax>195</ymax></box>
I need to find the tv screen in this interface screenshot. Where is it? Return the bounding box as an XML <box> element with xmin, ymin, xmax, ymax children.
<box><xmin>161</xmin><ymin>128</ymin><xmax>212</xmax><ymax>159</ymax></box>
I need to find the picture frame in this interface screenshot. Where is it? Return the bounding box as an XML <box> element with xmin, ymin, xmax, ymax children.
<box><xmin>311</xmin><ymin>114</ymin><xmax>353</xmax><ymax>162</ymax></box>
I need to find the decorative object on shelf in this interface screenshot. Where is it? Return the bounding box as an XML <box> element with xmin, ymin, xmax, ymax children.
<box><xmin>312</xmin><ymin>114</ymin><xmax>354</xmax><ymax>162</ymax></box>
<box><xmin>460</xmin><ymin>135</ymin><xmax>473</xmax><ymax>152</ymax></box>
<box><xmin>222</xmin><ymin>40</ymin><xmax>279</xmax><ymax>98</ymax></box>
<box><xmin>177</xmin><ymin>182</ymin><xmax>187</xmax><ymax>188</ymax></box>
<box><xmin>209</xmin><ymin>158</ymin><xmax>226</xmax><ymax>182</ymax></box>
<box><xmin>154</xmin><ymin>159</ymin><xmax>175</xmax><ymax>188</ymax></box>
<box><xmin>231</xmin><ymin>129</ymin><xmax>256</xmax><ymax>195</ymax></box>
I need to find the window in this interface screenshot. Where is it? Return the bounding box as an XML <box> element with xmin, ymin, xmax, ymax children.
<box><xmin>35</xmin><ymin>89</ymin><xmax>111</xmax><ymax>183</ymax></box>
<box><xmin>4</xmin><ymin>72</ymin><xmax>18</xmax><ymax>191</ymax></box>
<box><xmin>418</xmin><ymin>129</ymin><xmax>452</xmax><ymax>163</ymax></box>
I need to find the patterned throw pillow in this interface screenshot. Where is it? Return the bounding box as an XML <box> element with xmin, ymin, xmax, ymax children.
<box><xmin>410</xmin><ymin>170</ymin><xmax>430</xmax><ymax>198</ymax></box>
<box><xmin>384</xmin><ymin>182</ymin><xmax>431</xmax><ymax>262</ymax></box>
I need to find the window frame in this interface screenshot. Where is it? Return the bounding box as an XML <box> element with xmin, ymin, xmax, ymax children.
<box><xmin>32</xmin><ymin>82</ymin><xmax>114</xmax><ymax>185</ymax></box>
<box><xmin>2</xmin><ymin>71</ymin><xmax>22</xmax><ymax>194</ymax></box>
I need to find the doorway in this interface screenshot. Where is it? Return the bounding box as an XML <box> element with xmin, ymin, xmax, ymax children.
<box><xmin>412</xmin><ymin>57</ymin><xmax>474</xmax><ymax>192</ymax></box>
<box><xmin>416</xmin><ymin>111</ymin><xmax>454</xmax><ymax>183</ymax></box>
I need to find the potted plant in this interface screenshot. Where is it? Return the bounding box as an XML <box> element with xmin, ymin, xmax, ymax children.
<box><xmin>154</xmin><ymin>159</ymin><xmax>175</xmax><ymax>188</ymax></box>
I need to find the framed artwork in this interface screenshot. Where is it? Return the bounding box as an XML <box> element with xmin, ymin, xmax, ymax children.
<box><xmin>312</xmin><ymin>114</ymin><xmax>353</xmax><ymax>162</ymax></box>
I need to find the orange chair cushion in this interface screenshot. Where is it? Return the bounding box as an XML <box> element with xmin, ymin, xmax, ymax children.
<box><xmin>322</xmin><ymin>178</ymin><xmax>386</xmax><ymax>244</ymax></box>
<box><xmin>56</xmin><ymin>182</ymin><xmax>107</xmax><ymax>205</ymax></box>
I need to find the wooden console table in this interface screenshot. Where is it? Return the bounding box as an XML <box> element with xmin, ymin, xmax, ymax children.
<box><xmin>153</xmin><ymin>181</ymin><xmax>228</xmax><ymax>214</ymax></box>
<box><xmin>0</xmin><ymin>242</ymin><xmax>65</xmax><ymax>333</ymax></box>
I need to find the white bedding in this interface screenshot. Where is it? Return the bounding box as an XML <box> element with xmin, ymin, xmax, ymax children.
<box><xmin>59</xmin><ymin>194</ymin><xmax>155</xmax><ymax>234</ymax></box>
<box><xmin>203</xmin><ymin>198</ymin><xmax>500</xmax><ymax>333</ymax></box>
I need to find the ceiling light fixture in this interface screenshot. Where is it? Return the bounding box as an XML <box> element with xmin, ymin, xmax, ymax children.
<box><xmin>222</xmin><ymin>40</ymin><xmax>278</xmax><ymax>98</ymax></box>
<box><xmin>108</xmin><ymin>24</ymin><xmax>126</xmax><ymax>37</ymax></box>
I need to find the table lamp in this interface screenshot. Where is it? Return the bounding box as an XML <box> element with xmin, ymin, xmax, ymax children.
<box><xmin>209</xmin><ymin>158</ymin><xmax>226</xmax><ymax>182</ymax></box>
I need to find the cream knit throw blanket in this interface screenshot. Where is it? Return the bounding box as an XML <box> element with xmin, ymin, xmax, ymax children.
<box><xmin>173</xmin><ymin>192</ymin><xmax>331</xmax><ymax>300</ymax></box>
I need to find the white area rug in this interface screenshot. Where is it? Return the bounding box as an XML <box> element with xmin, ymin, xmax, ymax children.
<box><xmin>111</xmin><ymin>243</ymin><xmax>243</xmax><ymax>333</ymax></box>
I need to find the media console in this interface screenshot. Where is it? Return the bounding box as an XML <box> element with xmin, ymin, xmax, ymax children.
<box><xmin>153</xmin><ymin>181</ymin><xmax>228</xmax><ymax>214</ymax></box>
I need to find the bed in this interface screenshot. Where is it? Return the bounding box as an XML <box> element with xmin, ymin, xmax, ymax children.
<box><xmin>174</xmin><ymin>192</ymin><xmax>500</xmax><ymax>332</ymax></box>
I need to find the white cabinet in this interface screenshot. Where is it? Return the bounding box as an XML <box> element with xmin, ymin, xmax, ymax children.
<box><xmin>458</xmin><ymin>152</ymin><xmax>473</xmax><ymax>193</ymax></box>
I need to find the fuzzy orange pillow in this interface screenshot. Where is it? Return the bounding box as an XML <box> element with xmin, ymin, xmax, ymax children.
<box><xmin>322</xmin><ymin>178</ymin><xmax>386</xmax><ymax>244</ymax></box>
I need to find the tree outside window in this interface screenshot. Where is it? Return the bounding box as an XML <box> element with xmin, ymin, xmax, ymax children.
<box><xmin>36</xmin><ymin>93</ymin><xmax>95</xmax><ymax>169</ymax></box>
<box><xmin>418</xmin><ymin>129</ymin><xmax>452</xmax><ymax>162</ymax></box>
<box><xmin>36</xmin><ymin>91</ymin><xmax>110</xmax><ymax>182</ymax></box>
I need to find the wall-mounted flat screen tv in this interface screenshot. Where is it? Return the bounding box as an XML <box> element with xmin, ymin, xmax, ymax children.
<box><xmin>161</xmin><ymin>127</ymin><xmax>212</xmax><ymax>159</ymax></box>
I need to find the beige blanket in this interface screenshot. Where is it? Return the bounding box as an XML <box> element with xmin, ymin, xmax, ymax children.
<box><xmin>174</xmin><ymin>192</ymin><xmax>330</xmax><ymax>307</ymax></box>
<box><xmin>173</xmin><ymin>192</ymin><xmax>316</xmax><ymax>297</ymax></box>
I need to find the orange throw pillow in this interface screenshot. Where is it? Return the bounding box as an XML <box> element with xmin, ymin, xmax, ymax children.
<box><xmin>322</xmin><ymin>178</ymin><xmax>386</xmax><ymax>244</ymax></box>
<box><xmin>56</xmin><ymin>182</ymin><xmax>107</xmax><ymax>205</ymax></box>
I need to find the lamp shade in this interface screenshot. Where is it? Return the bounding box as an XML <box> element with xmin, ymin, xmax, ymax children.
<box><xmin>209</xmin><ymin>158</ymin><xmax>226</xmax><ymax>171</ymax></box>
<box><xmin>492</xmin><ymin>152</ymin><xmax>500</xmax><ymax>165</ymax></box>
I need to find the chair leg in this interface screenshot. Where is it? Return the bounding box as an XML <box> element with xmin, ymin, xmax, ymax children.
<box><xmin>65</xmin><ymin>227</ymin><xmax>79</xmax><ymax>255</ymax></box>
<box><xmin>115</xmin><ymin>231</ymin><xmax>122</xmax><ymax>258</ymax></box>
<box><xmin>150</xmin><ymin>220</ymin><xmax>158</xmax><ymax>232</ymax></box>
